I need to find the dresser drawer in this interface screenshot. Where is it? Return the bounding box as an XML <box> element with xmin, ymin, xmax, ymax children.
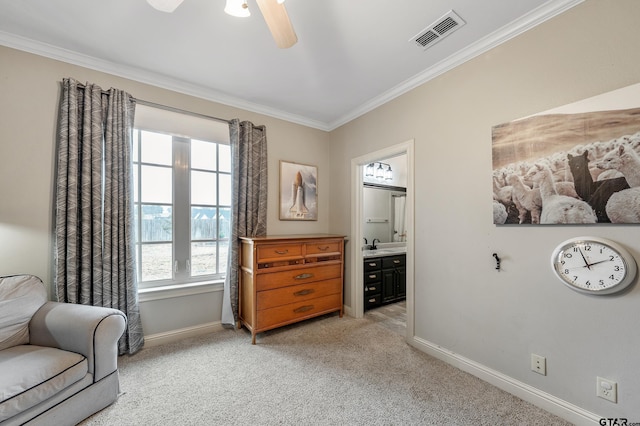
<box><xmin>365</xmin><ymin>293</ymin><xmax>381</xmax><ymax>309</ymax></box>
<box><xmin>364</xmin><ymin>282</ymin><xmax>381</xmax><ymax>295</ymax></box>
<box><xmin>257</xmin><ymin>264</ymin><xmax>342</xmax><ymax>291</ymax></box>
<box><xmin>364</xmin><ymin>270</ymin><xmax>381</xmax><ymax>283</ymax></box>
<box><xmin>305</xmin><ymin>240</ymin><xmax>341</xmax><ymax>256</ymax></box>
<box><xmin>364</xmin><ymin>258</ymin><xmax>381</xmax><ymax>272</ymax></box>
<box><xmin>256</xmin><ymin>293</ymin><xmax>342</xmax><ymax>330</ymax></box>
<box><xmin>382</xmin><ymin>255</ymin><xmax>405</xmax><ymax>268</ymax></box>
<box><xmin>257</xmin><ymin>243</ymin><xmax>302</xmax><ymax>262</ymax></box>
<box><xmin>257</xmin><ymin>278</ymin><xmax>342</xmax><ymax>310</ymax></box>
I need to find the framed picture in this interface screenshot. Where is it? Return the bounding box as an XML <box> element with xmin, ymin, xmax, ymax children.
<box><xmin>491</xmin><ymin>82</ymin><xmax>640</xmax><ymax>225</ymax></box>
<box><xmin>279</xmin><ymin>160</ymin><xmax>318</xmax><ymax>221</ymax></box>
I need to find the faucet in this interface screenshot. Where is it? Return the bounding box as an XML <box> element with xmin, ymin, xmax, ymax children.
<box><xmin>371</xmin><ymin>238</ymin><xmax>380</xmax><ymax>250</ymax></box>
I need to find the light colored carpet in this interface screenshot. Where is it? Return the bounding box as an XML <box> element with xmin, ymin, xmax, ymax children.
<box><xmin>81</xmin><ymin>311</ymin><xmax>571</xmax><ymax>425</ymax></box>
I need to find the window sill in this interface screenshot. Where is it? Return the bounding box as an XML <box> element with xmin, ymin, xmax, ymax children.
<box><xmin>139</xmin><ymin>279</ymin><xmax>224</xmax><ymax>303</ymax></box>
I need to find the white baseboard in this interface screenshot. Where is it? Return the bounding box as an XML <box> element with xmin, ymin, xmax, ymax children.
<box><xmin>408</xmin><ymin>336</ymin><xmax>601</xmax><ymax>426</ymax></box>
<box><xmin>143</xmin><ymin>321</ymin><xmax>224</xmax><ymax>348</ymax></box>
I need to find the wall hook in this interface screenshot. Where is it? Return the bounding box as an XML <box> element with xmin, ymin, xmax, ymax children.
<box><xmin>492</xmin><ymin>253</ymin><xmax>501</xmax><ymax>271</ymax></box>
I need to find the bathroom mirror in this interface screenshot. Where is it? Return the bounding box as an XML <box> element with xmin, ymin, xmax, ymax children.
<box><xmin>362</xmin><ymin>184</ymin><xmax>406</xmax><ymax>244</ymax></box>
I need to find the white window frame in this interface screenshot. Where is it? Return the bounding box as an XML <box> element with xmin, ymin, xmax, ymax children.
<box><xmin>132</xmin><ymin>105</ymin><xmax>231</xmax><ymax>290</ymax></box>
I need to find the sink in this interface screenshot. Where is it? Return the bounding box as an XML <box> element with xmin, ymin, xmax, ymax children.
<box><xmin>363</xmin><ymin>247</ymin><xmax>406</xmax><ymax>257</ymax></box>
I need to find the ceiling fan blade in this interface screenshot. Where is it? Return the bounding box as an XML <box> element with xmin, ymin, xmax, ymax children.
<box><xmin>146</xmin><ymin>0</ymin><xmax>184</xmax><ymax>13</ymax></box>
<box><xmin>256</xmin><ymin>0</ymin><xmax>297</xmax><ymax>49</ymax></box>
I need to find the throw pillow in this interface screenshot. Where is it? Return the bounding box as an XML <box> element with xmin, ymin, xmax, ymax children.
<box><xmin>0</xmin><ymin>275</ymin><xmax>48</xmax><ymax>351</ymax></box>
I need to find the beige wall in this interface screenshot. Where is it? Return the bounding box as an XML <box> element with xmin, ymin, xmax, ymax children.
<box><xmin>329</xmin><ymin>0</ymin><xmax>640</xmax><ymax>419</ymax></box>
<box><xmin>2</xmin><ymin>0</ymin><xmax>640</xmax><ymax>419</ymax></box>
<box><xmin>0</xmin><ymin>45</ymin><xmax>330</xmax><ymax>336</ymax></box>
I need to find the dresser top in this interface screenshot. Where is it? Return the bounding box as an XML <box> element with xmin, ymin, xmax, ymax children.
<box><xmin>239</xmin><ymin>234</ymin><xmax>345</xmax><ymax>242</ymax></box>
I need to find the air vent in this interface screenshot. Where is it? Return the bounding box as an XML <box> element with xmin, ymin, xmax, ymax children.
<box><xmin>411</xmin><ymin>10</ymin><xmax>465</xmax><ymax>50</ymax></box>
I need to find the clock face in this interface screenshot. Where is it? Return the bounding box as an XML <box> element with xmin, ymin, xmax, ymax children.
<box><xmin>551</xmin><ymin>237</ymin><xmax>637</xmax><ymax>295</ymax></box>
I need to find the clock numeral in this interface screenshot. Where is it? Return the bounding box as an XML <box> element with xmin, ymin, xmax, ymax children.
<box><xmin>564</xmin><ymin>253</ymin><xmax>573</xmax><ymax>258</ymax></box>
<box><xmin>585</xmin><ymin>280</ymin><xmax>591</xmax><ymax>287</ymax></box>
<box><xmin>609</xmin><ymin>274</ymin><xmax>615</xmax><ymax>280</ymax></box>
<box><xmin>584</xmin><ymin>245</ymin><xmax>592</xmax><ymax>251</ymax></box>
<box><xmin>599</xmin><ymin>280</ymin><xmax>605</xmax><ymax>287</ymax></box>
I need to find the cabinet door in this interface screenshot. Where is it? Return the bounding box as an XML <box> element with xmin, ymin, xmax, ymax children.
<box><xmin>381</xmin><ymin>268</ymin><xmax>396</xmax><ymax>303</ymax></box>
<box><xmin>396</xmin><ymin>266</ymin><xmax>406</xmax><ymax>298</ymax></box>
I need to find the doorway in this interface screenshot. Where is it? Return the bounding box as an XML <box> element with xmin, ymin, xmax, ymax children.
<box><xmin>350</xmin><ymin>140</ymin><xmax>414</xmax><ymax>341</ymax></box>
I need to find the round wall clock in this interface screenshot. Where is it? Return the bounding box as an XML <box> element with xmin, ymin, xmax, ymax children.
<box><xmin>550</xmin><ymin>237</ymin><xmax>637</xmax><ymax>295</ymax></box>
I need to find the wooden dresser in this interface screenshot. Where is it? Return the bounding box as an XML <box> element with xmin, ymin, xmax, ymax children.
<box><xmin>238</xmin><ymin>234</ymin><xmax>345</xmax><ymax>344</ymax></box>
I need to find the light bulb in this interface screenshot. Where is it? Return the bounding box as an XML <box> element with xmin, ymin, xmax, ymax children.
<box><xmin>225</xmin><ymin>0</ymin><xmax>250</xmax><ymax>17</ymax></box>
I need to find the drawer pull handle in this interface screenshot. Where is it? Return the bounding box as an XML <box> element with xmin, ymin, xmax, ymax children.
<box><xmin>317</xmin><ymin>245</ymin><xmax>330</xmax><ymax>251</ymax></box>
<box><xmin>393</xmin><ymin>260</ymin><xmax>401</xmax><ymax>264</ymax></box>
<box><xmin>368</xmin><ymin>298</ymin><xmax>376</xmax><ymax>303</ymax></box>
<box><xmin>294</xmin><ymin>305</ymin><xmax>314</xmax><ymax>313</ymax></box>
<box><xmin>368</xmin><ymin>274</ymin><xmax>377</xmax><ymax>279</ymax></box>
<box><xmin>368</xmin><ymin>263</ymin><xmax>377</xmax><ymax>267</ymax></box>
<box><xmin>294</xmin><ymin>273</ymin><xmax>314</xmax><ymax>280</ymax></box>
<box><xmin>275</xmin><ymin>249</ymin><xmax>289</xmax><ymax>255</ymax></box>
<box><xmin>294</xmin><ymin>289</ymin><xmax>314</xmax><ymax>296</ymax></box>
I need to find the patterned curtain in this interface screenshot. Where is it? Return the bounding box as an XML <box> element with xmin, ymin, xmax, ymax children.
<box><xmin>54</xmin><ymin>78</ymin><xmax>144</xmax><ymax>355</ymax></box>
<box><xmin>221</xmin><ymin>119</ymin><xmax>268</xmax><ymax>325</ymax></box>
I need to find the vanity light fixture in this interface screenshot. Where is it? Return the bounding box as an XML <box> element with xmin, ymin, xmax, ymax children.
<box><xmin>365</xmin><ymin>162</ymin><xmax>393</xmax><ymax>181</ymax></box>
<box><xmin>225</xmin><ymin>0</ymin><xmax>250</xmax><ymax>17</ymax></box>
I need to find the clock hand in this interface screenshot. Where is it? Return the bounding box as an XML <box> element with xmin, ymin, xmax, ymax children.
<box><xmin>587</xmin><ymin>258</ymin><xmax>612</xmax><ymax>267</ymax></box>
<box><xmin>578</xmin><ymin>247</ymin><xmax>591</xmax><ymax>270</ymax></box>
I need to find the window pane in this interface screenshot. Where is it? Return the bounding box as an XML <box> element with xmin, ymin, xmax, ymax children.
<box><xmin>142</xmin><ymin>165</ymin><xmax>172</xmax><ymax>203</ymax></box>
<box><xmin>141</xmin><ymin>205</ymin><xmax>172</xmax><ymax>242</ymax></box>
<box><xmin>141</xmin><ymin>131</ymin><xmax>172</xmax><ymax>165</ymax></box>
<box><xmin>218</xmin><ymin>240</ymin><xmax>229</xmax><ymax>268</ymax></box>
<box><xmin>191</xmin><ymin>171</ymin><xmax>216</xmax><ymax>205</ymax></box>
<box><xmin>219</xmin><ymin>144</ymin><xmax>231</xmax><ymax>173</ymax></box>
<box><xmin>219</xmin><ymin>174</ymin><xmax>231</xmax><ymax>206</ymax></box>
<box><xmin>191</xmin><ymin>207</ymin><xmax>216</xmax><ymax>240</ymax></box>
<box><xmin>133</xmin><ymin>167</ymin><xmax>139</xmax><ymax>202</ymax></box>
<box><xmin>133</xmin><ymin>131</ymin><xmax>139</xmax><ymax>162</ymax></box>
<box><xmin>141</xmin><ymin>243</ymin><xmax>172</xmax><ymax>281</ymax></box>
<box><xmin>191</xmin><ymin>242</ymin><xmax>216</xmax><ymax>276</ymax></box>
<box><xmin>219</xmin><ymin>207</ymin><xmax>231</xmax><ymax>239</ymax></box>
<box><xmin>191</xmin><ymin>140</ymin><xmax>216</xmax><ymax>171</ymax></box>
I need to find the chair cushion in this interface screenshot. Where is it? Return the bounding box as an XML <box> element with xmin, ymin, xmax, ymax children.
<box><xmin>0</xmin><ymin>275</ymin><xmax>48</xmax><ymax>351</ymax></box>
<box><xmin>0</xmin><ymin>345</ymin><xmax>88</xmax><ymax>421</ymax></box>
<box><xmin>0</xmin><ymin>275</ymin><xmax>47</xmax><ymax>350</ymax></box>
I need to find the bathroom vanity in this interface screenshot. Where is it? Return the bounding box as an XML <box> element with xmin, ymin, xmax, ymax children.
<box><xmin>363</xmin><ymin>247</ymin><xmax>406</xmax><ymax>311</ymax></box>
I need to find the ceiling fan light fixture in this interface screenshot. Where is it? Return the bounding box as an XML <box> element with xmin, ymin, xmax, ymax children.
<box><xmin>146</xmin><ymin>0</ymin><xmax>184</xmax><ymax>13</ymax></box>
<box><xmin>277</xmin><ymin>0</ymin><xmax>285</xmax><ymax>3</ymax></box>
<box><xmin>225</xmin><ymin>0</ymin><xmax>250</xmax><ymax>18</ymax></box>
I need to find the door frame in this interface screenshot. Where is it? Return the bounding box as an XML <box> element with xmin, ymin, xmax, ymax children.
<box><xmin>350</xmin><ymin>139</ymin><xmax>415</xmax><ymax>340</ymax></box>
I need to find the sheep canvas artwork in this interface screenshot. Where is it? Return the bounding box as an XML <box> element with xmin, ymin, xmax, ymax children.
<box><xmin>492</xmin><ymin>87</ymin><xmax>640</xmax><ymax>225</ymax></box>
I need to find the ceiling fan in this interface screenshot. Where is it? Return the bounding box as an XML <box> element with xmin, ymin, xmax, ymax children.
<box><xmin>146</xmin><ymin>0</ymin><xmax>297</xmax><ymax>48</ymax></box>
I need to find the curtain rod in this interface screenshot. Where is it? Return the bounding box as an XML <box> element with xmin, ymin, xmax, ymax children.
<box><xmin>70</xmin><ymin>81</ymin><xmax>231</xmax><ymax>125</ymax></box>
<box><xmin>135</xmin><ymin>99</ymin><xmax>231</xmax><ymax>125</ymax></box>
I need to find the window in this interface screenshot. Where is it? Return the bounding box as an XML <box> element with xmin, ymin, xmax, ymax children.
<box><xmin>132</xmin><ymin>105</ymin><xmax>231</xmax><ymax>288</ymax></box>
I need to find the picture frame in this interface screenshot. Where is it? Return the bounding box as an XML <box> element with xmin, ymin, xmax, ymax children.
<box><xmin>279</xmin><ymin>160</ymin><xmax>318</xmax><ymax>221</ymax></box>
<box><xmin>491</xmin><ymin>82</ymin><xmax>640</xmax><ymax>225</ymax></box>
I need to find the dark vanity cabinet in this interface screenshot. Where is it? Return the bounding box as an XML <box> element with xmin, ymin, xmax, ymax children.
<box><xmin>364</xmin><ymin>254</ymin><xmax>405</xmax><ymax>311</ymax></box>
<box><xmin>364</xmin><ymin>258</ymin><xmax>382</xmax><ymax>310</ymax></box>
<box><xmin>381</xmin><ymin>255</ymin><xmax>406</xmax><ymax>303</ymax></box>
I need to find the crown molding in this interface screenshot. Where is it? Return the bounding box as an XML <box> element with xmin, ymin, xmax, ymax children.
<box><xmin>0</xmin><ymin>0</ymin><xmax>582</xmax><ymax>133</ymax></box>
<box><xmin>0</xmin><ymin>30</ymin><xmax>331</xmax><ymax>131</ymax></box>
<box><xmin>327</xmin><ymin>0</ymin><xmax>585</xmax><ymax>130</ymax></box>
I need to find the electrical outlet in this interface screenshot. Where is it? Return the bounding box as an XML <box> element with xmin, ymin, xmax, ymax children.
<box><xmin>531</xmin><ymin>354</ymin><xmax>546</xmax><ymax>375</ymax></box>
<box><xmin>597</xmin><ymin>377</ymin><xmax>617</xmax><ymax>403</ymax></box>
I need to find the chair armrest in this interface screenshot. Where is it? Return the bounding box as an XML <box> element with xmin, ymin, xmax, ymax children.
<box><xmin>29</xmin><ymin>301</ymin><xmax>127</xmax><ymax>381</ymax></box>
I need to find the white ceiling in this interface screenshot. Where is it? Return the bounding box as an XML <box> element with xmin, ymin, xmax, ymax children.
<box><xmin>0</xmin><ymin>0</ymin><xmax>582</xmax><ymax>131</ymax></box>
